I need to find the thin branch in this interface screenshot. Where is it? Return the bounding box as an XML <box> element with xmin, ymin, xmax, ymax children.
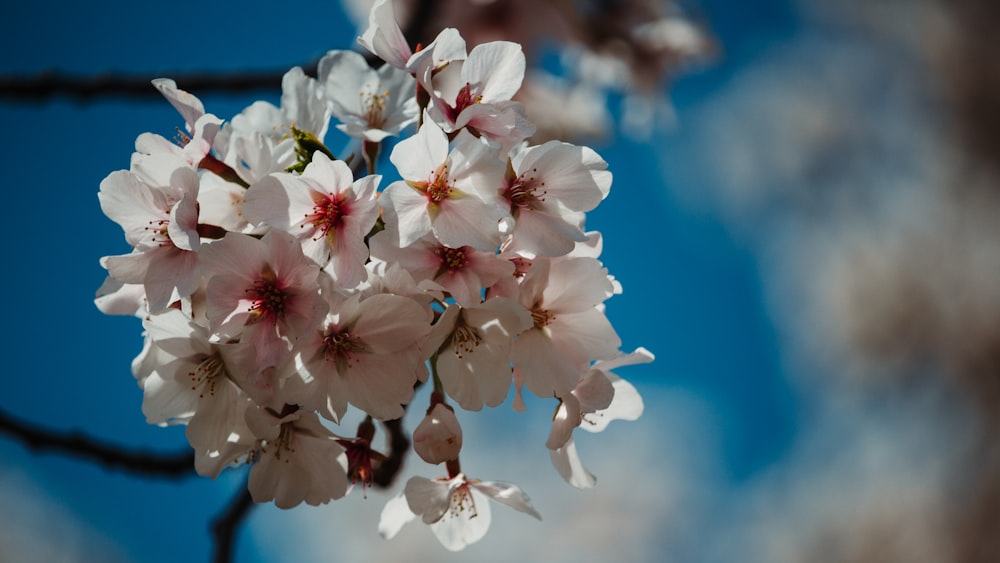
<box><xmin>211</xmin><ymin>479</ymin><xmax>256</xmax><ymax>563</ymax></box>
<box><xmin>0</xmin><ymin>407</ymin><xmax>195</xmax><ymax>478</ymax></box>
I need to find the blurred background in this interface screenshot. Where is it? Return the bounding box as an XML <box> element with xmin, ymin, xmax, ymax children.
<box><xmin>2</xmin><ymin>0</ymin><xmax>998</xmax><ymax>561</ymax></box>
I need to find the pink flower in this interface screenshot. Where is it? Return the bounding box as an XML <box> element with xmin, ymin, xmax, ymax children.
<box><xmin>244</xmin><ymin>151</ymin><xmax>380</xmax><ymax>288</ymax></box>
<box><xmin>201</xmin><ymin>230</ymin><xmax>326</xmax><ymax>370</ymax></box>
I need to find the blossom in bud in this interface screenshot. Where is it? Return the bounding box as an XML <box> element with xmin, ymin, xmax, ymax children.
<box><xmin>413</xmin><ymin>402</ymin><xmax>463</xmax><ymax>464</ymax></box>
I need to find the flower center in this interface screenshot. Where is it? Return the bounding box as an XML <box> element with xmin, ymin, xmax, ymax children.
<box><xmin>434</xmin><ymin>245</ymin><xmax>471</xmax><ymax>275</ymax></box>
<box><xmin>425</xmin><ymin>163</ymin><xmax>452</xmax><ymax>203</ymax></box>
<box><xmin>361</xmin><ymin>83</ymin><xmax>389</xmax><ymax>127</ymax></box>
<box><xmin>449</xmin><ymin>319</ymin><xmax>483</xmax><ymax>360</ymax></box>
<box><xmin>187</xmin><ymin>353</ymin><xmax>226</xmax><ymax>398</ymax></box>
<box><xmin>449</xmin><ymin>482</ymin><xmax>478</xmax><ymax>518</ymax></box>
<box><xmin>246</xmin><ymin>266</ymin><xmax>287</xmax><ymax>322</ymax></box>
<box><xmin>323</xmin><ymin>328</ymin><xmax>370</xmax><ymax>375</ymax></box>
<box><xmin>503</xmin><ymin>168</ymin><xmax>547</xmax><ymax>211</ymax></box>
<box><xmin>306</xmin><ymin>193</ymin><xmax>349</xmax><ymax>240</ymax></box>
<box><xmin>144</xmin><ymin>218</ymin><xmax>172</xmax><ymax>247</ymax></box>
<box><xmin>531</xmin><ymin>307</ymin><xmax>555</xmax><ymax>329</ymax></box>
<box><xmin>450</xmin><ymin>82</ymin><xmax>482</xmax><ymax>119</ymax></box>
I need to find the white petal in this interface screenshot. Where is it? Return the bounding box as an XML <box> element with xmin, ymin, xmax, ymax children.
<box><xmin>550</xmin><ymin>437</ymin><xmax>596</xmax><ymax>489</ymax></box>
<box><xmin>378</xmin><ymin>493</ymin><xmax>417</xmax><ymax>539</ymax></box>
<box><xmin>472</xmin><ymin>480</ymin><xmax>542</xmax><ymax>520</ymax></box>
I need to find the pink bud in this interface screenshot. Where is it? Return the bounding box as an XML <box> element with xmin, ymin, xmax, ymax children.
<box><xmin>413</xmin><ymin>403</ymin><xmax>463</xmax><ymax>464</ymax></box>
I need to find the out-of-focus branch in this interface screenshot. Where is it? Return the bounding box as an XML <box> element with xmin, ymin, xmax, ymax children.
<box><xmin>0</xmin><ymin>63</ymin><xmax>319</xmax><ymax>103</ymax></box>
<box><xmin>373</xmin><ymin>417</ymin><xmax>410</xmax><ymax>488</ymax></box>
<box><xmin>211</xmin><ymin>480</ymin><xmax>256</xmax><ymax>563</ymax></box>
<box><xmin>0</xmin><ymin>407</ymin><xmax>195</xmax><ymax>478</ymax></box>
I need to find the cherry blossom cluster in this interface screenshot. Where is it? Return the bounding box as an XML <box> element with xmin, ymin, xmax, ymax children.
<box><xmin>95</xmin><ymin>0</ymin><xmax>650</xmax><ymax>551</ymax></box>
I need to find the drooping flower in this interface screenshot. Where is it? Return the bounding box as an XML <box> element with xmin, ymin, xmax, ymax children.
<box><xmin>413</xmin><ymin>401</ymin><xmax>464</xmax><ymax>465</ymax></box>
<box><xmin>245</xmin><ymin>406</ymin><xmax>348</xmax><ymax>509</ymax></box>
<box><xmin>548</xmin><ymin>348</ymin><xmax>651</xmax><ymax>488</ymax></box>
<box><xmin>379</xmin><ymin>472</ymin><xmax>541</xmax><ymax>551</ymax></box>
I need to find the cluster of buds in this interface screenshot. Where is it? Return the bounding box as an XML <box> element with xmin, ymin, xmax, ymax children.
<box><xmin>95</xmin><ymin>0</ymin><xmax>650</xmax><ymax>551</ymax></box>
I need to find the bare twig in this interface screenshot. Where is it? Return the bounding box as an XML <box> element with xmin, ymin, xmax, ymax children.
<box><xmin>0</xmin><ymin>407</ymin><xmax>195</xmax><ymax>478</ymax></box>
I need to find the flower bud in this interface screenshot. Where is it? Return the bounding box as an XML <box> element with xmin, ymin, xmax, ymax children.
<box><xmin>413</xmin><ymin>403</ymin><xmax>463</xmax><ymax>464</ymax></box>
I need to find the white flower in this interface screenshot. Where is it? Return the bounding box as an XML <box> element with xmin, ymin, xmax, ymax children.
<box><xmin>97</xmin><ymin>163</ymin><xmax>202</xmax><ymax>312</ymax></box>
<box><xmin>319</xmin><ymin>49</ymin><xmax>418</xmax><ymax>142</ymax></box>
<box><xmin>548</xmin><ymin>348</ymin><xmax>652</xmax><ymax>488</ymax></box>
<box><xmin>379</xmin><ymin>472</ymin><xmax>541</xmax><ymax>551</ymax></box>
<box><xmin>499</xmin><ymin>140</ymin><xmax>612</xmax><ymax>257</ymax></box>
<box><xmin>381</xmin><ymin>119</ymin><xmax>510</xmax><ymax>251</ymax></box>
<box><xmin>245</xmin><ymin>407</ymin><xmax>348</xmax><ymax>509</ymax></box>
<box><xmin>287</xmin><ymin>283</ymin><xmax>432</xmax><ymax>421</ymax></box>
<box><xmin>507</xmin><ymin>257</ymin><xmax>622</xmax><ymax>398</ymax></box>
<box><xmin>422</xmin><ymin>298</ymin><xmax>533</xmax><ymax>411</ymax></box>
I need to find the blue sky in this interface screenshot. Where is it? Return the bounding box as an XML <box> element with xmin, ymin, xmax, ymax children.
<box><xmin>4</xmin><ymin>1</ymin><xmax>949</xmax><ymax>561</ymax></box>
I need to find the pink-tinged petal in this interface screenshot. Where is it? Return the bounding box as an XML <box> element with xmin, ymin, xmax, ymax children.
<box><xmin>512</xmin><ymin>327</ymin><xmax>584</xmax><ymax>398</ymax></box>
<box><xmin>574</xmin><ymin>369</ymin><xmax>615</xmax><ymax>413</ymax></box>
<box><xmin>545</xmin><ymin>398</ymin><xmax>579</xmax><ymax>450</ymax></box>
<box><xmin>407</xmin><ymin>27</ymin><xmax>466</xmax><ymax>81</ymax></box>
<box><xmin>551</xmin><ymin>309</ymin><xmax>622</xmax><ymax>363</ymax></box>
<box><xmin>98</xmin><ymin>170</ymin><xmax>168</xmax><ymax>247</ymax></box>
<box><xmin>243</xmin><ymin>175</ymin><xmax>300</xmax><ymax>230</ymax></box>
<box><xmin>200</xmin><ymin>232</ymin><xmax>266</xmax><ymax>280</ymax></box>
<box><xmin>594</xmin><ymin>346</ymin><xmax>655</xmax><ymax>372</ymax></box>
<box><xmin>140</xmin><ymin>371</ymin><xmax>197</xmax><ymax>426</ymax></box>
<box><xmin>471</xmin><ymin>480</ymin><xmax>542</xmax><ymax>520</ymax></box>
<box><xmin>429</xmin><ymin>487</ymin><xmax>492</xmax><ymax>551</ymax></box>
<box><xmin>94</xmin><ymin>276</ymin><xmax>145</xmax><ymax>317</ymax></box>
<box><xmin>506</xmin><ymin>205</ymin><xmax>587</xmax><ymax>257</ymax></box>
<box><xmin>550</xmin><ymin>437</ymin><xmax>596</xmax><ymax>489</ymax></box>
<box><xmin>145</xmin><ymin>246</ymin><xmax>199</xmax><ymax>311</ymax></box>
<box><xmin>463</xmin><ymin>42</ymin><xmax>525</xmax><ymax>102</ymax></box>
<box><xmin>378</xmin><ymin>493</ymin><xmax>417</xmax><ymax>539</ymax></box>
<box><xmin>545</xmin><ymin>258</ymin><xmax>617</xmax><ymax>313</ymax></box>
<box><xmin>515</xmin><ymin>141</ymin><xmax>611</xmax><ymax>212</ymax></box>
<box><xmin>404</xmin><ymin>476</ymin><xmax>451</xmax><ymax>524</ymax></box>
<box><xmin>354</xmin><ymin>293</ymin><xmax>431</xmax><ymax>353</ymax></box>
<box><xmin>431</xmin><ymin>196</ymin><xmax>506</xmax><ymax>251</ymax></box>
<box><xmin>101</xmin><ymin>251</ymin><xmax>151</xmax><ymax>286</ymax></box>
<box><xmin>204</xmin><ymin>273</ymin><xmax>255</xmax><ymax>337</ymax></box>
<box><xmin>152</xmin><ymin>78</ymin><xmax>205</xmax><ymax>131</ymax></box>
<box><xmin>358</xmin><ymin>0</ymin><xmax>412</xmax><ymax>69</ymax></box>
<box><xmin>168</xmin><ymin>177</ymin><xmax>201</xmax><ymax>252</ymax></box>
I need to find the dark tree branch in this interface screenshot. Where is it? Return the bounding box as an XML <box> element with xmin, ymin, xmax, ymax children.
<box><xmin>0</xmin><ymin>62</ymin><xmax>319</xmax><ymax>103</ymax></box>
<box><xmin>211</xmin><ymin>479</ymin><xmax>256</xmax><ymax>563</ymax></box>
<box><xmin>0</xmin><ymin>408</ymin><xmax>195</xmax><ymax>478</ymax></box>
<box><xmin>373</xmin><ymin>417</ymin><xmax>410</xmax><ymax>488</ymax></box>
